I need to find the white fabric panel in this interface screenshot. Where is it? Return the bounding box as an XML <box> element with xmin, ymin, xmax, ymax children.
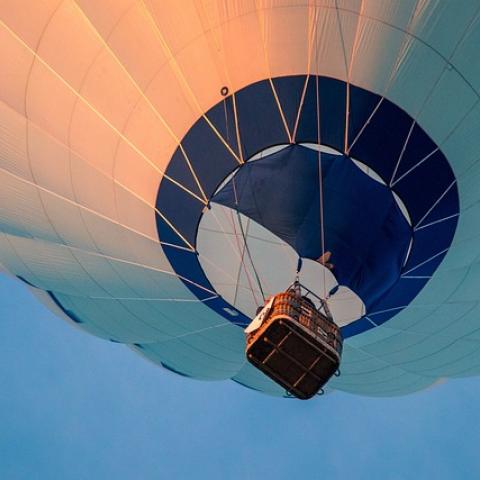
<box><xmin>30</xmin><ymin>287</ymin><xmax>111</xmax><ymax>339</ymax></box>
<box><xmin>73</xmin><ymin>205</ymin><xmax>172</xmax><ymax>268</ymax></box>
<box><xmin>394</xmin><ymin>340</ymin><xmax>480</xmax><ymax>376</ymax></box>
<box><xmin>364</xmin><ymin>331</ymin><xmax>468</xmax><ymax>366</ymax></box>
<box><xmin>311</xmin><ymin>8</ymin><xmax>352</xmax><ymax>81</ymax></box>
<box><xmin>451</xmin><ymin>15</ymin><xmax>480</xmax><ymax>93</ymax></box>
<box><xmin>344</xmin><ymin>324</ymin><xmax>399</xmax><ymax>350</ymax></box>
<box><xmin>333</xmin><ymin>366</ymin><xmax>411</xmax><ymax>387</ymax></box>
<box><xmin>0</xmin><ymin>1</ymin><xmax>62</xmax><ymax>51</ymax></box>
<box><xmin>56</xmin><ymin>293</ymin><xmax>176</xmax><ymax>343</ymax></box>
<box><xmin>458</xmin><ymin>160</ymin><xmax>480</xmax><ymax>212</ymax></box>
<box><xmin>329</xmin><ymin>344</ymin><xmax>436</xmax><ymax>396</ymax></box>
<box><xmin>0</xmin><ymin>168</ymin><xmax>61</xmax><ymax>243</ymax></box>
<box><xmin>416</xmin><ymin>68</ymin><xmax>477</xmax><ymax>148</ymax></box>
<box><xmin>37</xmin><ymin>191</ymin><xmax>104</xmax><ymax>252</ymax></box>
<box><xmin>385</xmin><ymin>302</ymin><xmax>477</xmax><ymax>335</ymax></box>
<box><xmin>70</xmin><ymin>152</ymin><xmax>118</xmax><ymax>220</ymax></box>
<box><xmin>36</xmin><ymin>1</ymin><xmax>103</xmax><ymax>92</ymax></box>
<box><xmin>408</xmin><ymin>0</ymin><xmax>480</xmax><ymax>61</ymax></box>
<box><xmin>131</xmin><ymin>326</ymin><xmax>245</xmax><ymax>380</ymax></box>
<box><xmin>26</xmin><ymin>55</ymin><xmax>79</xmax><ymax>146</ymax></box>
<box><xmin>438</xmin><ymin>347</ymin><xmax>480</xmax><ymax>378</ymax></box>
<box><xmin>59</xmin><ymin>291</ymin><xmax>237</xmax><ymax>345</ymax></box>
<box><xmin>115</xmin><ymin>98</ymin><xmax>177</xmax><ymax>196</ymax></box>
<box><xmin>79</xmin><ymin>49</ymin><xmax>141</xmax><ymax>133</ymax></box>
<box><xmin>74</xmin><ymin>0</ymin><xmax>135</xmax><ymax>40</ymax></box>
<box><xmin>332</xmin><ymin>371</ymin><xmax>435</xmax><ymax>397</ymax></box>
<box><xmin>0</xmin><ymin>102</ymin><xmax>32</xmax><ymax>180</ymax></box>
<box><xmin>406</xmin><ymin>266</ymin><xmax>468</xmax><ymax>307</ymax></box>
<box><xmin>347</xmin><ymin>17</ymin><xmax>409</xmax><ymax>95</ymax></box>
<box><xmin>28</xmin><ymin>122</ymin><xmax>76</xmax><ymax>201</ymax></box>
<box><xmin>0</xmin><ymin>235</ymin><xmax>102</xmax><ymax>295</ymax></box>
<box><xmin>0</xmin><ymin>7</ymin><xmax>41</xmax><ymax>115</ymax></box>
<box><xmin>387</xmin><ymin>38</ymin><xmax>447</xmax><ymax>120</ymax></box>
<box><xmin>0</xmin><ymin>233</ymin><xmax>185</xmax><ymax>300</ymax></box>
<box><xmin>202</xmin><ymin>10</ymin><xmax>268</xmax><ymax>93</ymax></box>
<box><xmin>0</xmin><ymin>234</ymin><xmax>46</xmax><ymax>287</ymax></box>
<box><xmin>441</xmin><ymin>103</ymin><xmax>480</xmax><ymax>176</ymax></box>
<box><xmin>361</xmin><ymin>0</ymin><xmax>417</xmax><ymax>30</ymax></box>
<box><xmin>253</xmin><ymin>4</ymin><xmax>312</xmax><ymax>77</ymax></box>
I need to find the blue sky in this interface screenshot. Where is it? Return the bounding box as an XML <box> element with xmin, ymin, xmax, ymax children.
<box><xmin>1</xmin><ymin>273</ymin><xmax>479</xmax><ymax>480</ymax></box>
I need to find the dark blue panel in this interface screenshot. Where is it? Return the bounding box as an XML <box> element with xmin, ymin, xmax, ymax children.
<box><xmin>295</xmin><ymin>77</ymin><xmax>346</xmax><ymax>150</ymax></box>
<box><xmin>318</xmin><ymin>77</ymin><xmax>347</xmax><ymax>150</ymax></box>
<box><xmin>205</xmin><ymin>94</ymin><xmax>240</xmax><ymax>157</ymax></box>
<box><xmin>272</xmin><ymin>75</ymin><xmax>310</xmax><ymax>134</ymax></box>
<box><xmin>341</xmin><ymin>317</ymin><xmax>376</xmax><ymax>337</ymax></box>
<box><xmin>349</xmin><ymin>95</ymin><xmax>413</xmax><ymax>182</ymax></box>
<box><xmin>235</xmin><ymin>79</ymin><xmax>289</xmax><ymax>158</ymax></box>
<box><xmin>415</xmin><ymin>188</ymin><xmax>459</xmax><ymax>228</ymax></box>
<box><xmin>402</xmin><ymin>253</ymin><xmax>447</xmax><ymax>278</ymax></box>
<box><xmin>403</xmin><ymin>220</ymin><xmax>455</xmax><ymax>276</ymax></box>
<box><xmin>348</xmin><ymin>85</ymin><xmax>382</xmax><ymax>151</ymax></box>
<box><xmin>389</xmin><ymin>123</ymin><xmax>438</xmax><ymax>185</ymax></box>
<box><xmin>156</xmin><ymin>216</ymin><xmax>191</xmax><ymax>249</ymax></box>
<box><xmin>213</xmin><ymin>145</ymin><xmax>323</xmax><ymax>250</ymax></box>
<box><xmin>164</xmin><ymin>148</ymin><xmax>205</xmax><ymax>199</ymax></box>
<box><xmin>156</xmin><ymin>182</ymin><xmax>202</xmax><ymax>247</ymax></box>
<box><xmin>393</xmin><ymin>150</ymin><xmax>456</xmax><ymax>225</ymax></box>
<box><xmin>181</xmin><ymin>117</ymin><xmax>239</xmax><ymax>195</ymax></box>
<box><xmin>366</xmin><ymin>310</ymin><xmax>403</xmax><ymax>327</ymax></box>
<box><xmin>323</xmin><ymin>160</ymin><xmax>412</xmax><ymax>307</ymax></box>
<box><xmin>292</xmin><ymin>75</ymin><xmax>319</xmax><ymax>144</ymax></box>
<box><xmin>367</xmin><ymin>277</ymin><xmax>430</xmax><ymax>323</ymax></box>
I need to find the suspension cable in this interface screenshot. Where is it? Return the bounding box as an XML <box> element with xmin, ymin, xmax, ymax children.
<box><xmin>315</xmin><ymin>69</ymin><xmax>328</xmax><ymax>300</ymax></box>
<box><xmin>235</xmin><ymin>210</ymin><xmax>266</xmax><ymax>302</ymax></box>
<box><xmin>232</xmin><ymin>176</ymin><xmax>266</xmax><ymax>303</ymax></box>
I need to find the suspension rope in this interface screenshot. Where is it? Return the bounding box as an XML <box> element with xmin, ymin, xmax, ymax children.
<box><xmin>315</xmin><ymin>66</ymin><xmax>328</xmax><ymax>301</ymax></box>
<box><xmin>215</xmin><ymin>97</ymin><xmax>261</xmax><ymax>307</ymax></box>
<box><xmin>230</xmin><ymin>209</ymin><xmax>262</xmax><ymax>307</ymax></box>
<box><xmin>236</xmin><ymin>210</ymin><xmax>266</xmax><ymax>302</ymax></box>
<box><xmin>232</xmin><ymin>176</ymin><xmax>266</xmax><ymax>304</ymax></box>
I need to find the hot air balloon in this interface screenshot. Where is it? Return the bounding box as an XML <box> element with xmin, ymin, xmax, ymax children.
<box><xmin>0</xmin><ymin>0</ymin><xmax>478</xmax><ymax>397</ymax></box>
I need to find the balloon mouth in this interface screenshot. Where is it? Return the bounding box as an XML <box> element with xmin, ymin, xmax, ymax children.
<box><xmin>198</xmin><ymin>142</ymin><xmax>412</xmax><ymax>324</ymax></box>
<box><xmin>156</xmin><ymin>75</ymin><xmax>459</xmax><ymax>337</ymax></box>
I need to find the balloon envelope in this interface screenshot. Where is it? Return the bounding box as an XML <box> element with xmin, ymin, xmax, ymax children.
<box><xmin>0</xmin><ymin>0</ymin><xmax>478</xmax><ymax>396</ymax></box>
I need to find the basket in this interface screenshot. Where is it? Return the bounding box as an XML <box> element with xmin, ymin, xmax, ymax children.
<box><xmin>246</xmin><ymin>291</ymin><xmax>342</xmax><ymax>399</ymax></box>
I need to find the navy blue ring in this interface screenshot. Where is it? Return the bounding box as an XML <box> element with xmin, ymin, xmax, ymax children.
<box><xmin>156</xmin><ymin>75</ymin><xmax>459</xmax><ymax>338</ymax></box>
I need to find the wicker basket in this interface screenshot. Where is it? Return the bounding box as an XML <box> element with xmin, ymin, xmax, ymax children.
<box><xmin>246</xmin><ymin>291</ymin><xmax>342</xmax><ymax>399</ymax></box>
